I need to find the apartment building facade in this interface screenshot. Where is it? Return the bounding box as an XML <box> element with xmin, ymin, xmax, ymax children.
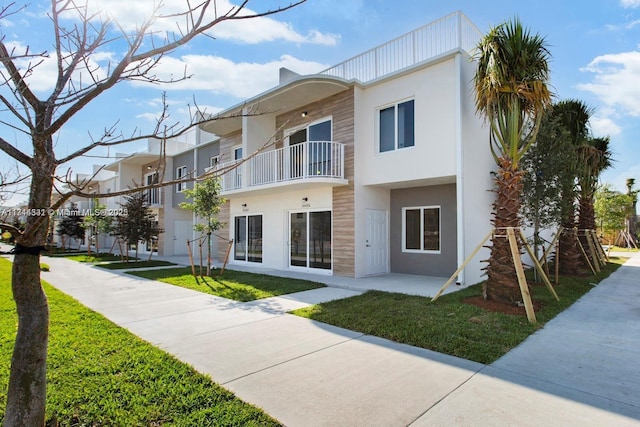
<box><xmin>202</xmin><ymin>11</ymin><xmax>494</xmax><ymax>285</ymax></box>
<box><xmin>60</xmin><ymin>11</ymin><xmax>494</xmax><ymax>286</ymax></box>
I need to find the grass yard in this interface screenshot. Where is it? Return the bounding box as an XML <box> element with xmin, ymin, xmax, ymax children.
<box><xmin>96</xmin><ymin>260</ymin><xmax>176</xmax><ymax>270</ymax></box>
<box><xmin>0</xmin><ymin>257</ymin><xmax>280</xmax><ymax>426</ymax></box>
<box><xmin>49</xmin><ymin>252</ymin><xmax>131</xmax><ymax>263</ymax></box>
<box><xmin>293</xmin><ymin>259</ymin><xmax>626</xmax><ymax>365</ymax></box>
<box><xmin>129</xmin><ymin>267</ymin><xmax>325</xmax><ymax>302</ymax></box>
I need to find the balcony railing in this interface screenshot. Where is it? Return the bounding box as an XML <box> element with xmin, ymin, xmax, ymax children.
<box><xmin>219</xmin><ymin>141</ymin><xmax>345</xmax><ymax>192</ymax></box>
<box><xmin>319</xmin><ymin>11</ymin><xmax>481</xmax><ymax>84</ymax></box>
<box><xmin>144</xmin><ymin>188</ymin><xmax>161</xmax><ymax>206</ymax></box>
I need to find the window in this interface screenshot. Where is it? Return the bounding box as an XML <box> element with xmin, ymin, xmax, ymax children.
<box><xmin>234</xmin><ymin>147</ymin><xmax>243</xmax><ymax>160</ymax></box>
<box><xmin>145</xmin><ymin>172</ymin><xmax>160</xmax><ymax>205</ymax></box>
<box><xmin>209</xmin><ymin>155</ymin><xmax>220</xmax><ymax>169</ymax></box>
<box><xmin>287</xmin><ymin>119</ymin><xmax>333</xmax><ymax>178</ymax></box>
<box><xmin>379</xmin><ymin>99</ymin><xmax>415</xmax><ymax>153</ymax></box>
<box><xmin>234</xmin><ymin>215</ymin><xmax>263</xmax><ymax>263</ymax></box>
<box><xmin>176</xmin><ymin>166</ymin><xmax>187</xmax><ymax>192</ymax></box>
<box><xmin>402</xmin><ymin>206</ymin><xmax>440</xmax><ymax>253</ymax></box>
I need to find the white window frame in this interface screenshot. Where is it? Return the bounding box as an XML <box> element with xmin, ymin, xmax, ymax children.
<box><xmin>284</xmin><ymin>116</ymin><xmax>333</xmax><ymax>146</ymax></box>
<box><xmin>401</xmin><ymin>205</ymin><xmax>441</xmax><ymax>254</ymax></box>
<box><xmin>175</xmin><ymin>165</ymin><xmax>187</xmax><ymax>192</ymax></box>
<box><xmin>209</xmin><ymin>155</ymin><xmax>220</xmax><ymax>169</ymax></box>
<box><xmin>233</xmin><ymin>146</ymin><xmax>243</xmax><ymax>160</ymax></box>
<box><xmin>376</xmin><ymin>98</ymin><xmax>415</xmax><ymax>153</ymax></box>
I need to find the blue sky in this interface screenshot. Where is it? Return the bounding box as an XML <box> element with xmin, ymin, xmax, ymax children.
<box><xmin>1</xmin><ymin>0</ymin><xmax>639</xmax><ymax>203</ymax></box>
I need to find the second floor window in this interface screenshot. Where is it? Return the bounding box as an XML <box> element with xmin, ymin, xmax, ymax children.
<box><xmin>176</xmin><ymin>166</ymin><xmax>187</xmax><ymax>192</ymax></box>
<box><xmin>209</xmin><ymin>155</ymin><xmax>220</xmax><ymax>169</ymax></box>
<box><xmin>379</xmin><ymin>99</ymin><xmax>415</xmax><ymax>153</ymax></box>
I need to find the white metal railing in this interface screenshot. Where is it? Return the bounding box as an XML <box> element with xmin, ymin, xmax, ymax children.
<box><xmin>219</xmin><ymin>141</ymin><xmax>345</xmax><ymax>192</ymax></box>
<box><xmin>144</xmin><ymin>188</ymin><xmax>161</xmax><ymax>205</ymax></box>
<box><xmin>319</xmin><ymin>11</ymin><xmax>481</xmax><ymax>84</ymax></box>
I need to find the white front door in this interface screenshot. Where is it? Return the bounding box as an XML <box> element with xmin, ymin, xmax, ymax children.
<box><xmin>173</xmin><ymin>220</ymin><xmax>193</xmax><ymax>256</ymax></box>
<box><xmin>366</xmin><ymin>209</ymin><xmax>388</xmax><ymax>275</ymax></box>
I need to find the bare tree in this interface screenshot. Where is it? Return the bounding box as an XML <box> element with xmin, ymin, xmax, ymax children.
<box><xmin>0</xmin><ymin>1</ymin><xmax>305</xmax><ymax>424</ymax></box>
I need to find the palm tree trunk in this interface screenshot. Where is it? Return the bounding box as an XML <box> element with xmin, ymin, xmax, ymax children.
<box><xmin>558</xmin><ymin>223</ymin><xmax>582</xmax><ymax>275</ymax></box>
<box><xmin>578</xmin><ymin>195</ymin><xmax>598</xmax><ymax>268</ymax></box>
<box><xmin>484</xmin><ymin>158</ymin><xmax>524</xmax><ymax>304</ymax></box>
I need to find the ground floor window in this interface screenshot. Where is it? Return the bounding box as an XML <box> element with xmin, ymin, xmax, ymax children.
<box><xmin>402</xmin><ymin>206</ymin><xmax>440</xmax><ymax>253</ymax></box>
<box><xmin>234</xmin><ymin>214</ymin><xmax>262</xmax><ymax>262</ymax></box>
<box><xmin>290</xmin><ymin>210</ymin><xmax>331</xmax><ymax>270</ymax></box>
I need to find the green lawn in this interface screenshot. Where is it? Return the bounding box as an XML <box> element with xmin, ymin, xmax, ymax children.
<box><xmin>96</xmin><ymin>260</ymin><xmax>176</xmax><ymax>270</ymax></box>
<box><xmin>293</xmin><ymin>259</ymin><xmax>626</xmax><ymax>365</ymax></box>
<box><xmin>50</xmin><ymin>252</ymin><xmax>132</xmax><ymax>263</ymax></box>
<box><xmin>128</xmin><ymin>267</ymin><xmax>325</xmax><ymax>302</ymax></box>
<box><xmin>0</xmin><ymin>258</ymin><xmax>280</xmax><ymax>426</ymax></box>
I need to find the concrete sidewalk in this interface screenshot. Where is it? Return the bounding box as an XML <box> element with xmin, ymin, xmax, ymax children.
<box><xmin>37</xmin><ymin>252</ymin><xmax>640</xmax><ymax>426</ymax></box>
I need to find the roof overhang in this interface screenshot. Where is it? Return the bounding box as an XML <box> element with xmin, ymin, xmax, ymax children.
<box><xmin>200</xmin><ymin>75</ymin><xmax>352</xmax><ymax>136</ymax></box>
<box><xmin>104</xmin><ymin>153</ymin><xmax>161</xmax><ymax>172</ymax></box>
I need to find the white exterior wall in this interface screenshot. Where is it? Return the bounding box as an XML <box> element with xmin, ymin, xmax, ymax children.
<box><xmin>243</xmin><ymin>112</ymin><xmax>276</xmax><ymax>154</ymax></box>
<box><xmin>227</xmin><ymin>187</ymin><xmax>333</xmax><ymax>271</ymax></box>
<box><xmin>358</xmin><ymin>59</ymin><xmax>458</xmax><ymax>187</ymax></box>
<box><xmin>458</xmin><ymin>53</ymin><xmax>493</xmax><ymax>286</ymax></box>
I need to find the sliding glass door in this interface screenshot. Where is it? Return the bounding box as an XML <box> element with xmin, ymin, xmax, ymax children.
<box><xmin>234</xmin><ymin>215</ymin><xmax>263</xmax><ymax>263</ymax></box>
<box><xmin>290</xmin><ymin>211</ymin><xmax>331</xmax><ymax>271</ymax></box>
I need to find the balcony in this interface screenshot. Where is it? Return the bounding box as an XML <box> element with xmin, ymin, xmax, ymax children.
<box><xmin>144</xmin><ymin>188</ymin><xmax>162</xmax><ymax>206</ymax></box>
<box><xmin>217</xmin><ymin>141</ymin><xmax>346</xmax><ymax>194</ymax></box>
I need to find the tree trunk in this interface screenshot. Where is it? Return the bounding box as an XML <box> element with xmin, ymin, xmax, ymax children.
<box><xmin>207</xmin><ymin>231</ymin><xmax>212</xmax><ymax>276</ymax></box>
<box><xmin>4</xmin><ymin>160</ymin><xmax>53</xmax><ymax>426</ymax></box>
<box><xmin>558</xmin><ymin>222</ymin><xmax>582</xmax><ymax>275</ymax></box>
<box><xmin>578</xmin><ymin>195</ymin><xmax>597</xmax><ymax>268</ymax></box>
<box><xmin>484</xmin><ymin>158</ymin><xmax>524</xmax><ymax>304</ymax></box>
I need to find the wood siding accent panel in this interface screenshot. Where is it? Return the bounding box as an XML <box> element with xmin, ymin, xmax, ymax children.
<box><xmin>216</xmin><ymin>132</ymin><xmax>240</xmax><ymax>261</ymax></box>
<box><xmin>276</xmin><ymin>88</ymin><xmax>356</xmax><ymax>276</ymax></box>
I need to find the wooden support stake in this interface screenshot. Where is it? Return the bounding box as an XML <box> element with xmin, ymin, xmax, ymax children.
<box><xmin>555</xmin><ymin>235</ymin><xmax>560</xmax><ymax>286</ymax></box>
<box><xmin>576</xmin><ymin>234</ymin><xmax>596</xmax><ymax>275</ymax></box>
<box><xmin>431</xmin><ymin>230</ymin><xmax>493</xmax><ymax>302</ymax></box>
<box><xmin>186</xmin><ymin>239</ymin><xmax>196</xmax><ymax>277</ymax></box>
<box><xmin>518</xmin><ymin>229</ymin><xmax>559</xmax><ymax>301</ymax></box>
<box><xmin>507</xmin><ymin>227</ymin><xmax>536</xmax><ymax>323</ymax></box>
<box><xmin>591</xmin><ymin>230</ymin><xmax>608</xmax><ymax>264</ymax></box>
<box><xmin>219</xmin><ymin>239</ymin><xmax>233</xmax><ymax>276</ymax></box>
<box><xmin>198</xmin><ymin>238</ymin><xmax>204</xmax><ymax>277</ymax></box>
<box><xmin>583</xmin><ymin>230</ymin><xmax>601</xmax><ymax>273</ymax></box>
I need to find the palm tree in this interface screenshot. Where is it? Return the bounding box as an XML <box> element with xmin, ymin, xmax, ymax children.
<box><xmin>552</xmin><ymin>100</ymin><xmax>593</xmax><ymax>275</ymax></box>
<box><xmin>577</xmin><ymin>136</ymin><xmax>613</xmax><ymax>231</ymax></box>
<box><xmin>474</xmin><ymin>17</ymin><xmax>552</xmax><ymax>304</ymax></box>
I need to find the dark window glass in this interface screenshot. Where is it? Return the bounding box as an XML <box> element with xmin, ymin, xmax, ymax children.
<box><xmin>379</xmin><ymin>106</ymin><xmax>395</xmax><ymax>152</ymax></box>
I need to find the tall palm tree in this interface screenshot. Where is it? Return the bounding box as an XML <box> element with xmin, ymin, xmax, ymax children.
<box><xmin>577</xmin><ymin>136</ymin><xmax>613</xmax><ymax>231</ymax></box>
<box><xmin>474</xmin><ymin>17</ymin><xmax>552</xmax><ymax>304</ymax></box>
<box><xmin>552</xmin><ymin>100</ymin><xmax>593</xmax><ymax>275</ymax></box>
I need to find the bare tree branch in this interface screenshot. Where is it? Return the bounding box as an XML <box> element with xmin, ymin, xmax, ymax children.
<box><xmin>0</xmin><ymin>136</ymin><xmax>32</xmax><ymax>167</ymax></box>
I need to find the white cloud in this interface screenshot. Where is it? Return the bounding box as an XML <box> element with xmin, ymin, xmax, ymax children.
<box><xmin>621</xmin><ymin>0</ymin><xmax>640</xmax><ymax>7</ymax></box>
<box><xmin>129</xmin><ymin>54</ymin><xmax>329</xmax><ymax>99</ymax></box>
<box><xmin>578</xmin><ymin>51</ymin><xmax>640</xmax><ymax>117</ymax></box>
<box><xmin>6</xmin><ymin>41</ymin><xmax>114</xmax><ymax>94</ymax></box>
<box><xmin>76</xmin><ymin>0</ymin><xmax>339</xmax><ymax>45</ymax></box>
<box><xmin>589</xmin><ymin>115</ymin><xmax>622</xmax><ymax>137</ymax></box>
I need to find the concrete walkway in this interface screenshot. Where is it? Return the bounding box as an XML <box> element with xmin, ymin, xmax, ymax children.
<box><xmin>33</xmin><ymin>252</ymin><xmax>640</xmax><ymax>426</ymax></box>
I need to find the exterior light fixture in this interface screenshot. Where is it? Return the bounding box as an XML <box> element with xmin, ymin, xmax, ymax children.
<box><xmin>241</xmin><ymin>203</ymin><xmax>247</xmax><ymax>208</ymax></box>
<box><xmin>147</xmin><ymin>165</ymin><xmax>152</xmax><ymax>170</ymax></box>
<box><xmin>302</xmin><ymin>197</ymin><xmax>308</xmax><ymax>202</ymax></box>
<box><xmin>301</xmin><ymin>111</ymin><xmax>308</xmax><ymax>117</ymax></box>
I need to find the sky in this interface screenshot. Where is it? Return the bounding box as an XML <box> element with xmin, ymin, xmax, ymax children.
<box><xmin>0</xmin><ymin>0</ymin><xmax>639</xmax><ymax>204</ymax></box>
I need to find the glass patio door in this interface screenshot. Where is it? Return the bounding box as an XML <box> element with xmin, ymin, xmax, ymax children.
<box><xmin>289</xmin><ymin>211</ymin><xmax>332</xmax><ymax>271</ymax></box>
